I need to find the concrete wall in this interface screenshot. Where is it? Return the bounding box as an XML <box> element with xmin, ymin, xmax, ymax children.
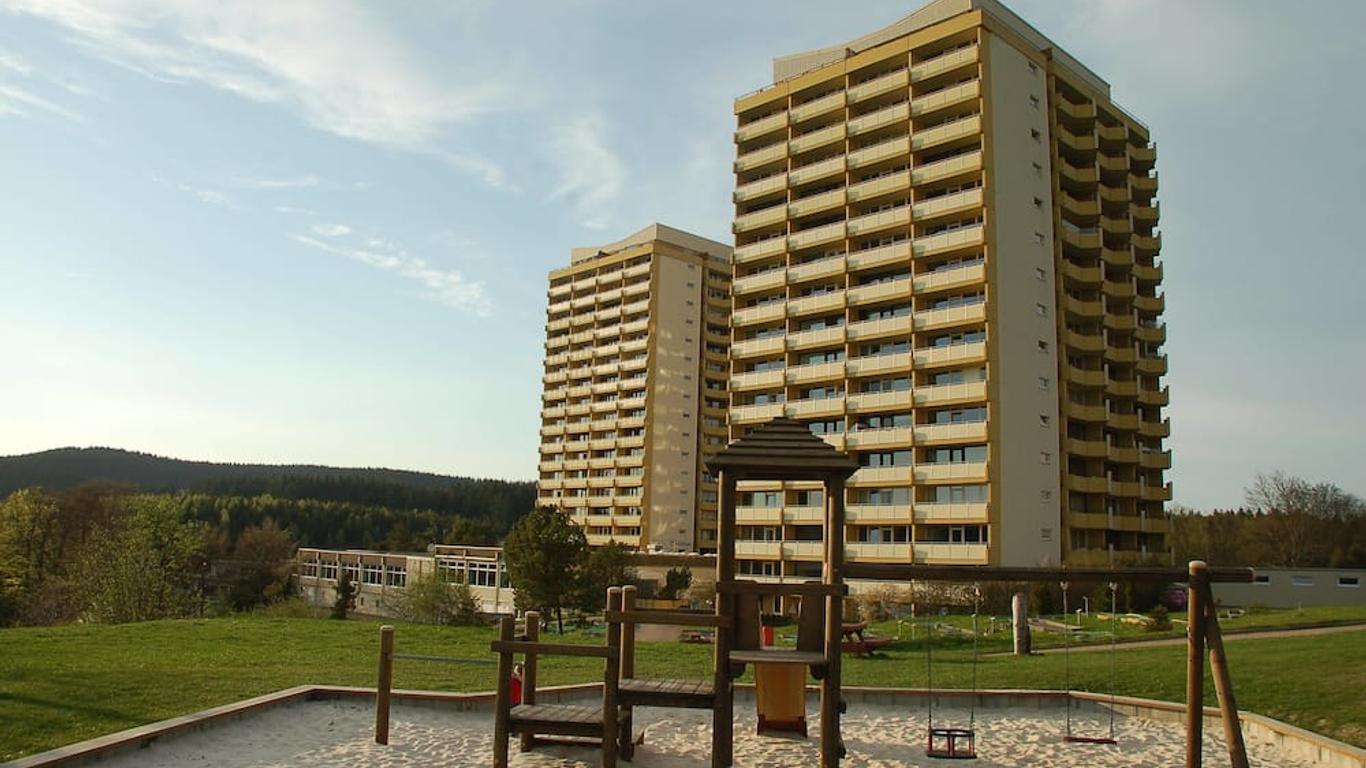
<box><xmin>1214</xmin><ymin>568</ymin><xmax>1366</xmax><ymax>609</ymax></box>
<box><xmin>983</xmin><ymin>31</ymin><xmax>1062</xmax><ymax>567</ymax></box>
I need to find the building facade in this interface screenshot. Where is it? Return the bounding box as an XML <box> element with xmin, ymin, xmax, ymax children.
<box><xmin>537</xmin><ymin>224</ymin><xmax>733</xmax><ymax>553</ymax></box>
<box><xmin>726</xmin><ymin>0</ymin><xmax>1168</xmax><ymax>572</ymax></box>
<box><xmin>296</xmin><ymin>545</ymin><xmax>514</xmax><ymax>618</ymax></box>
<box><xmin>1214</xmin><ymin>569</ymin><xmax>1365</xmax><ymax>610</ymax></box>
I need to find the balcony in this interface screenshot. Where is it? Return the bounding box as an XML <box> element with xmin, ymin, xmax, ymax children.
<box><xmin>1109</xmin><ymin>480</ymin><xmax>1141</xmax><ymax>497</ymax></box>
<box><xmin>916</xmin><ymin>461</ymin><xmax>988</xmax><ymax>483</ymax></box>
<box><xmin>846</xmin><ymin>314</ymin><xmax>912</xmax><ymax>341</ymax></box>
<box><xmin>1060</xmin><ymin>194</ymin><xmax>1101</xmax><ymax>219</ymax></box>
<box><xmin>914</xmin><ymin>223</ymin><xmax>985</xmax><ymax>258</ymax></box>
<box><xmin>1134</xmin><ymin>293</ymin><xmax>1165</xmax><ymax>313</ymax></box>
<box><xmin>734</xmin><ymin>173</ymin><xmax>787</xmax><ymax>204</ymax></box>
<box><xmin>1132</xmin><ymin>201</ymin><xmax>1159</xmax><ymax>225</ymax></box>
<box><xmin>733</xmin><ymin>267</ymin><xmax>786</xmax><ymax>296</ymax></box>
<box><xmin>1065</xmin><ymin>330</ymin><xmax>1105</xmax><ymax>353</ymax></box>
<box><xmin>918</xmin><ymin>259</ymin><xmax>986</xmax><ymax>294</ymax></box>
<box><xmin>1106</xmin><ymin>380</ymin><xmax>1138</xmax><ymax>398</ymax></box>
<box><xmin>915</xmin><ymin>502</ymin><xmax>988</xmax><ymax>523</ymax></box>
<box><xmin>1105</xmin><ymin>345</ymin><xmax>1138</xmax><ymax>364</ymax></box>
<box><xmin>1141</xmin><ymin>450</ymin><xmax>1172</xmax><ymax>470</ymax></box>
<box><xmin>845</xmin><ymin>426</ymin><xmax>913</xmax><ymax>450</ymax></box>
<box><xmin>731</xmin><ymin>368</ymin><xmax>784</xmax><ymax>391</ymax></box>
<box><xmin>1132</xmin><ymin>174</ymin><xmax>1159</xmax><ymax>195</ymax></box>
<box><xmin>847</xmin><ymin>169</ymin><xmax>911</xmax><ymax>203</ymax></box>
<box><xmin>784</xmin><ymin>505</ymin><xmax>825</xmax><ymax>524</ymax></box>
<box><xmin>1136</xmin><ymin>355</ymin><xmax>1168</xmax><ymax>376</ymax></box>
<box><xmin>913</xmin><ymin>301</ymin><xmax>987</xmax><ymax>331</ymax></box>
<box><xmin>735</xmin><ymin>141</ymin><xmax>786</xmax><ymax>173</ymax></box>
<box><xmin>731</xmin><ymin>335</ymin><xmax>785</xmax><ymax>358</ymax></box>
<box><xmin>1138</xmin><ymin>386</ymin><xmax>1170</xmax><ymax>407</ymax></box>
<box><xmin>913</xmin><ymin>187</ymin><xmax>983</xmax><ymax>221</ymax></box>
<box><xmin>733</xmin><ymin>301</ymin><xmax>785</xmax><ymax>327</ymax></box>
<box><xmin>735</xmin><ymin>541</ymin><xmax>781</xmax><ymax>558</ymax></box>
<box><xmin>786</xmin><ymin>395</ymin><xmax>846</xmax><ymax>419</ymax></box>
<box><xmin>789</xmin><ymin>290</ymin><xmax>846</xmax><ymax>317</ymax></box>
<box><xmin>848</xmin><ymin>67</ymin><xmax>909</xmax><ymax>103</ymax></box>
<box><xmin>846</xmin><ymin>389</ymin><xmax>913</xmax><ymax>413</ymax></box>
<box><xmin>1058</xmin><ymin>129</ymin><xmax>1098</xmax><ymax>153</ymax></box>
<box><xmin>847</xmin><ymin>135</ymin><xmax>910</xmax><ymax>169</ymax></box>
<box><xmin>914</xmin><ymin>543</ymin><xmax>989</xmax><ymax>564</ymax></box>
<box><xmin>734</xmin><ymin>203</ymin><xmax>787</xmax><ymax>234</ymax></box>
<box><xmin>1130</xmin><ymin>144</ymin><xmax>1157</xmax><ymax>164</ymax></box>
<box><xmin>914</xmin><ymin>420</ymin><xmax>987</xmax><ymax>444</ymax></box>
<box><xmin>790</xmin><ymin>123</ymin><xmax>846</xmax><ymax>156</ymax></box>
<box><xmin>846</xmin><ymin>276</ymin><xmax>912</xmax><ymax>307</ymax></box>
<box><xmin>790</xmin><ymin>90</ymin><xmax>845</xmax><ymax>123</ymax></box>
<box><xmin>1139</xmin><ymin>419</ymin><xmax>1171</xmax><ymax>438</ymax></box>
<box><xmin>731</xmin><ymin>402</ymin><xmax>784</xmax><ymax>424</ymax></box>
<box><xmin>912</xmin><ymin>150</ymin><xmax>982</xmax><ymax>186</ymax></box>
<box><xmin>785</xmin><ymin>326</ymin><xmax>845</xmax><ymax>352</ymax></box>
<box><xmin>788</xmin><ymin>220</ymin><xmax>846</xmax><ymax>251</ymax></box>
<box><xmin>911</xmin><ymin>43</ymin><xmax>978</xmax><ymax>83</ymax></box>
<box><xmin>788</xmin><ymin>155</ymin><xmax>846</xmax><ymax>187</ymax></box>
<box><xmin>1059</xmin><ymin>225</ymin><xmax>1101</xmax><ymax>251</ymax></box>
<box><xmin>847</xmin><ymin>240</ymin><xmax>912</xmax><ymax>272</ymax></box>
<box><xmin>847</xmin><ymin>204</ymin><xmax>911</xmax><ymax>237</ymax></box>
<box><xmin>734</xmin><ymin>236</ymin><xmax>786</xmax><ymax>264</ymax></box>
<box><xmin>789</xmin><ymin>188</ymin><xmax>845</xmax><ymax>219</ymax></box>
<box><xmin>845</xmin><ymin>542</ymin><xmax>912</xmax><ymax>562</ymax></box>
<box><xmin>1056</xmin><ymin>100</ymin><xmax>1096</xmax><ymax>121</ymax></box>
<box><xmin>911</xmin><ymin>114</ymin><xmax>981</xmax><ymax>152</ymax></box>
<box><xmin>914</xmin><ymin>340</ymin><xmax>986</xmax><ymax>368</ymax></box>
<box><xmin>1101</xmin><ymin>247</ymin><xmax>1133</xmax><ymax>268</ymax></box>
<box><xmin>1066</xmin><ymin>438</ymin><xmax>1106</xmax><ymax>458</ymax></box>
<box><xmin>1060</xmin><ymin>162</ymin><xmax>1099</xmax><ymax>185</ymax></box>
<box><xmin>910</xmin><ymin>79</ymin><xmax>980</xmax><ymax>117</ymax></box>
<box><xmin>914</xmin><ymin>380</ymin><xmax>987</xmax><ymax>406</ymax></box>
<box><xmin>735</xmin><ymin>110</ymin><xmax>788</xmax><ymax>143</ymax></box>
<box><xmin>1067</xmin><ymin>475</ymin><xmax>1108</xmax><ymax>493</ymax></box>
<box><xmin>782</xmin><ymin>541</ymin><xmax>825</xmax><ymax>560</ymax></box>
<box><xmin>849</xmin><ymin>504</ymin><xmax>914</xmax><ymax>524</ymax></box>
<box><xmin>854</xmin><ymin>466</ymin><xmax>914</xmax><ymax>485</ymax></box>
<box><xmin>1063</xmin><ymin>295</ymin><xmax>1104</xmax><ymax>318</ymax></box>
<box><xmin>786</xmin><ymin>360</ymin><xmax>845</xmax><ymax>385</ymax></box>
<box><xmin>1133</xmin><ymin>261</ymin><xmax>1163</xmax><ymax>283</ymax></box>
<box><xmin>847</xmin><ymin>100</ymin><xmax>909</xmax><ymax>137</ymax></box>
<box><xmin>1108</xmin><ymin>445</ymin><xmax>1140</xmax><ymax>464</ymax></box>
<box><xmin>846</xmin><ymin>351</ymin><xmax>913</xmax><ymax>378</ymax></box>
<box><xmin>788</xmin><ymin>252</ymin><xmax>846</xmax><ymax>283</ymax></box>
<box><xmin>736</xmin><ymin>506</ymin><xmax>781</xmax><ymax>524</ymax></box>
<box><xmin>1108</xmin><ymin>412</ymin><xmax>1139</xmax><ymax>430</ymax></box>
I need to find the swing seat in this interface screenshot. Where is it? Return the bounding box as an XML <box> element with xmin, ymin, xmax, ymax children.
<box><xmin>926</xmin><ymin>726</ymin><xmax>976</xmax><ymax>759</ymax></box>
<box><xmin>1064</xmin><ymin>734</ymin><xmax>1117</xmax><ymax>745</ymax></box>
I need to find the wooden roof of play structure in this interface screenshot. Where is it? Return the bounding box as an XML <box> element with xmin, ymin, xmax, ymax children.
<box><xmin>703</xmin><ymin>417</ymin><xmax>859</xmax><ymax>480</ymax></box>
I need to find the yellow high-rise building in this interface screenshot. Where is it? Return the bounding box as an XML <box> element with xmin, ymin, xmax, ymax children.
<box><xmin>727</xmin><ymin>0</ymin><xmax>1168</xmax><ymax>571</ymax></box>
<box><xmin>537</xmin><ymin>224</ymin><xmax>732</xmax><ymax>553</ymax></box>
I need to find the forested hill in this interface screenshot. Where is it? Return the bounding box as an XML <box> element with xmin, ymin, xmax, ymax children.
<box><xmin>0</xmin><ymin>447</ymin><xmax>536</xmax><ymax>535</ymax></box>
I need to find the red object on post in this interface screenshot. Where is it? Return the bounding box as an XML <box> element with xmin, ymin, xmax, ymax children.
<box><xmin>510</xmin><ymin>668</ymin><xmax>523</xmax><ymax>705</ymax></box>
<box><xmin>761</xmin><ymin>625</ymin><xmax>775</xmax><ymax>647</ymax></box>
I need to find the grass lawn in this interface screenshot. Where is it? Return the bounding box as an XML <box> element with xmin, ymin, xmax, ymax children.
<box><xmin>2</xmin><ymin>614</ymin><xmax>1363</xmax><ymax>761</ymax></box>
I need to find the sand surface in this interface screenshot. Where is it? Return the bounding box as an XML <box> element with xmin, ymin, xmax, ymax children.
<box><xmin>98</xmin><ymin>698</ymin><xmax>1317</xmax><ymax>768</ymax></box>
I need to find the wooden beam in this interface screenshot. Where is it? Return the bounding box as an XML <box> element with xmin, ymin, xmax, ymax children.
<box><xmin>1186</xmin><ymin>561</ymin><xmax>1209</xmax><ymax>768</ymax></box>
<box><xmin>619</xmin><ymin>586</ymin><xmax>637</xmax><ymax>762</ymax></box>
<box><xmin>604</xmin><ymin>588</ymin><xmax>621</xmax><ymax>768</ymax></box>
<box><xmin>1204</xmin><ymin>586</ymin><xmax>1250</xmax><ymax>768</ymax></box>
<box><xmin>716</xmin><ymin>581</ymin><xmax>846</xmax><ymax>597</ymax></box>
<box><xmin>821</xmin><ymin>476</ymin><xmax>845</xmax><ymax>768</ymax></box>
<box><xmin>492</xmin><ymin>617</ymin><xmax>514</xmax><ymax>768</ymax></box>
<box><xmin>489</xmin><ymin>641</ymin><xmax>616</xmax><ymax>659</ymax></box>
<box><xmin>605</xmin><ymin>610</ymin><xmax>732</xmax><ymax>628</ymax></box>
<box><xmin>374</xmin><ymin>625</ymin><xmax>394</xmax><ymax>746</ymax></box>
<box><xmin>844</xmin><ymin>562</ymin><xmax>1253</xmax><ymax>584</ymax></box>
<box><xmin>714</xmin><ymin>472</ymin><xmax>736</xmax><ymax>768</ymax></box>
<box><xmin>519</xmin><ymin>611</ymin><xmax>539</xmax><ymax>753</ymax></box>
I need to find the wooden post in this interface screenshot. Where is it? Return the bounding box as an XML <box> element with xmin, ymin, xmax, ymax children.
<box><xmin>493</xmin><ymin>616</ymin><xmax>514</xmax><ymax>768</ymax></box>
<box><xmin>604</xmin><ymin>587</ymin><xmax>622</xmax><ymax>768</ymax></box>
<box><xmin>1204</xmin><ymin>585</ymin><xmax>1250</xmax><ymax>768</ymax></box>
<box><xmin>713</xmin><ymin>472</ymin><xmax>737</xmax><ymax>768</ymax></box>
<box><xmin>820</xmin><ymin>475</ymin><xmax>845</xmax><ymax>768</ymax></box>
<box><xmin>374</xmin><ymin>625</ymin><xmax>394</xmax><ymax>745</ymax></box>
<box><xmin>519</xmin><ymin>611</ymin><xmax>540</xmax><ymax>752</ymax></box>
<box><xmin>1186</xmin><ymin>560</ymin><xmax>1208</xmax><ymax>768</ymax></box>
<box><xmin>1011</xmin><ymin>592</ymin><xmax>1030</xmax><ymax>656</ymax></box>
<box><xmin>620</xmin><ymin>585</ymin><xmax>638</xmax><ymax>760</ymax></box>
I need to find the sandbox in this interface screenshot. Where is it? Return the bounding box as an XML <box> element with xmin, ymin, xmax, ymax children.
<box><xmin>13</xmin><ymin>686</ymin><xmax>1363</xmax><ymax>768</ymax></box>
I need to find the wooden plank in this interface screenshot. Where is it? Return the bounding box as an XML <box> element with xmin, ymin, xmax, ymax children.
<box><xmin>619</xmin><ymin>587</ymin><xmax>637</xmax><ymax>762</ymax></box>
<box><xmin>730</xmin><ymin>649</ymin><xmax>827</xmax><ymax>665</ymax></box>
<box><xmin>797</xmin><ymin>594</ymin><xmax>825</xmax><ymax>655</ymax></box>
<box><xmin>605</xmin><ymin>610</ymin><xmax>731</xmax><ymax>628</ymax></box>
<box><xmin>733</xmin><ymin>592</ymin><xmax>761</xmax><ymax>653</ymax></box>
<box><xmin>604</xmin><ymin>587</ymin><xmax>621</xmax><ymax>768</ymax></box>
<box><xmin>714</xmin><ymin>472</ymin><xmax>736</xmax><ymax>768</ymax></box>
<box><xmin>717</xmin><ymin>581</ymin><xmax>845</xmax><ymax>597</ymax></box>
<box><xmin>374</xmin><ymin>625</ymin><xmax>394</xmax><ymax>745</ymax></box>
<box><xmin>519</xmin><ymin>611</ymin><xmax>539</xmax><ymax>753</ymax></box>
<box><xmin>1187</xmin><ymin>561</ymin><xmax>1209</xmax><ymax>768</ymax></box>
<box><xmin>844</xmin><ymin>562</ymin><xmax>1254</xmax><ymax>584</ymax></box>
<box><xmin>490</xmin><ymin>641</ymin><xmax>615</xmax><ymax>659</ymax></box>
<box><xmin>822</xmin><ymin>476</ymin><xmax>845</xmax><ymax>768</ymax></box>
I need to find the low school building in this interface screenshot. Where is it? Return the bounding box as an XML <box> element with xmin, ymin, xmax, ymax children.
<box><xmin>296</xmin><ymin>544</ymin><xmax>515</xmax><ymax>618</ymax></box>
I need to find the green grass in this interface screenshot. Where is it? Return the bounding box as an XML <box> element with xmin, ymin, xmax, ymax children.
<box><xmin>2</xmin><ymin>614</ymin><xmax>1363</xmax><ymax>761</ymax></box>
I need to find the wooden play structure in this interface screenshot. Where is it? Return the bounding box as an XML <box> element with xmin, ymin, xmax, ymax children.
<box><xmin>460</xmin><ymin>417</ymin><xmax>1257</xmax><ymax>768</ymax></box>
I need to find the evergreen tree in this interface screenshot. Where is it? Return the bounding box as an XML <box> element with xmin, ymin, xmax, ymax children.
<box><xmin>503</xmin><ymin>507</ymin><xmax>587</xmax><ymax>633</ymax></box>
<box><xmin>331</xmin><ymin>571</ymin><xmax>357</xmax><ymax>620</ymax></box>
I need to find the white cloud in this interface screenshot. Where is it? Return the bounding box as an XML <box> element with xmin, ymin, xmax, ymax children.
<box><xmin>311</xmin><ymin>222</ymin><xmax>351</xmax><ymax>238</ymax></box>
<box><xmin>291</xmin><ymin>233</ymin><xmax>490</xmax><ymax>316</ymax></box>
<box><xmin>1</xmin><ymin>0</ymin><xmax>514</xmax><ymax>185</ymax></box>
<box><xmin>0</xmin><ymin>47</ymin><xmax>85</xmax><ymax>121</ymax></box>
<box><xmin>548</xmin><ymin>113</ymin><xmax>625</xmax><ymax>230</ymax></box>
<box><xmin>175</xmin><ymin>182</ymin><xmax>229</xmax><ymax>207</ymax></box>
<box><xmin>233</xmin><ymin>174</ymin><xmax>319</xmax><ymax>189</ymax></box>
<box><xmin>273</xmin><ymin>205</ymin><xmax>317</xmax><ymax>215</ymax></box>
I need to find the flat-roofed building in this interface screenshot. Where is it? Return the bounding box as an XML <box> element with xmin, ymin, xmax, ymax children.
<box><xmin>728</xmin><ymin>0</ymin><xmax>1168</xmax><ymax>571</ymax></box>
<box><xmin>537</xmin><ymin>223</ymin><xmax>732</xmax><ymax>553</ymax></box>
<box><xmin>296</xmin><ymin>545</ymin><xmax>513</xmax><ymax>617</ymax></box>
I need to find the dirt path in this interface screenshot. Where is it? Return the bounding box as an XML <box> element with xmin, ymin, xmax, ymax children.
<box><xmin>1021</xmin><ymin>621</ymin><xmax>1366</xmax><ymax>655</ymax></box>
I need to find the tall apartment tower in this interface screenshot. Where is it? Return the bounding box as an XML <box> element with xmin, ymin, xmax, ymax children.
<box><xmin>727</xmin><ymin>0</ymin><xmax>1169</xmax><ymax>572</ymax></box>
<box><xmin>538</xmin><ymin>224</ymin><xmax>733</xmax><ymax>553</ymax></box>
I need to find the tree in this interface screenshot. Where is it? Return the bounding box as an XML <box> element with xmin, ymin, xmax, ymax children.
<box><xmin>502</xmin><ymin>507</ymin><xmax>587</xmax><ymax>633</ymax></box>
<box><xmin>74</xmin><ymin>495</ymin><xmax>207</xmax><ymax>623</ymax></box>
<box><xmin>389</xmin><ymin>572</ymin><xmax>481</xmax><ymax>625</ymax></box>
<box><xmin>225</xmin><ymin>519</ymin><xmax>297</xmax><ymax>610</ymax></box>
<box><xmin>573</xmin><ymin>541</ymin><xmax>635</xmax><ymax>614</ymax></box>
<box><xmin>657</xmin><ymin>567</ymin><xmax>693</xmax><ymax>600</ymax></box>
<box><xmin>331</xmin><ymin>571</ymin><xmax>357</xmax><ymax>620</ymax></box>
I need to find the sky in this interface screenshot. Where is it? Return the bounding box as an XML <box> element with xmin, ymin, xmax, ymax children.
<box><xmin>1</xmin><ymin>0</ymin><xmax>1363</xmax><ymax>509</ymax></box>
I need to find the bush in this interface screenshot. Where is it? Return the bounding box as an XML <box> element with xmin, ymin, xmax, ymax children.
<box><xmin>253</xmin><ymin>597</ymin><xmax>325</xmax><ymax>619</ymax></box>
<box><xmin>1145</xmin><ymin>604</ymin><xmax>1172</xmax><ymax>632</ymax></box>
<box><xmin>388</xmin><ymin>573</ymin><xmax>481</xmax><ymax>626</ymax></box>
<box><xmin>856</xmin><ymin>584</ymin><xmax>913</xmax><ymax>622</ymax></box>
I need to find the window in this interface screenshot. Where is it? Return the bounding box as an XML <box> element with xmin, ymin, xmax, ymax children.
<box><xmin>1041</xmin><ymin>527</ymin><xmax>1053</xmax><ymax>541</ymax></box>
<box><xmin>1040</xmin><ymin>451</ymin><xmax>1052</xmax><ymax>465</ymax></box>
<box><xmin>1037</xmin><ymin>339</ymin><xmax>1049</xmax><ymax>352</ymax></box>
<box><xmin>1029</xmin><ymin>94</ymin><xmax>1040</xmax><ymax>109</ymax></box>
<box><xmin>1030</xmin><ymin>128</ymin><xmax>1042</xmax><ymax>142</ymax></box>
<box><xmin>1033</xmin><ymin>232</ymin><xmax>1045</xmax><ymax>245</ymax></box>
<box><xmin>1292</xmin><ymin>575</ymin><xmax>1314</xmax><ymax>588</ymax></box>
<box><xmin>1035</xmin><ymin>303</ymin><xmax>1048</xmax><ymax>316</ymax></box>
<box><xmin>1032</xmin><ymin>162</ymin><xmax>1043</xmax><ymax>177</ymax></box>
<box><xmin>1253</xmin><ymin>574</ymin><xmax>1270</xmax><ymax>585</ymax></box>
<box><xmin>1035</xmin><ymin>267</ymin><xmax>1047</xmax><ymax>281</ymax></box>
<box><xmin>1039</xmin><ymin>414</ymin><xmax>1051</xmax><ymax>427</ymax></box>
<box><xmin>1038</xmin><ymin>376</ymin><xmax>1050</xmax><ymax>389</ymax></box>
<box><xmin>1339</xmin><ymin>577</ymin><xmax>1360</xmax><ymax>588</ymax></box>
<box><xmin>1040</xmin><ymin>490</ymin><xmax>1052</xmax><ymax>502</ymax></box>
<box><xmin>1028</xmin><ymin>62</ymin><xmax>1039</xmax><ymax>75</ymax></box>
<box><xmin>363</xmin><ymin>564</ymin><xmax>383</xmax><ymax>585</ymax></box>
<box><xmin>1033</xmin><ymin>196</ymin><xmax>1044</xmax><ymax>209</ymax></box>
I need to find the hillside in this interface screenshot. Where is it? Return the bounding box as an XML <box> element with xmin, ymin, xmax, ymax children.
<box><xmin>0</xmin><ymin>448</ymin><xmax>537</xmax><ymax>535</ymax></box>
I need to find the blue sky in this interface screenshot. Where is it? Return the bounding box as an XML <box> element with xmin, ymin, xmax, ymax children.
<box><xmin>1</xmin><ymin>0</ymin><xmax>1362</xmax><ymax>509</ymax></box>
